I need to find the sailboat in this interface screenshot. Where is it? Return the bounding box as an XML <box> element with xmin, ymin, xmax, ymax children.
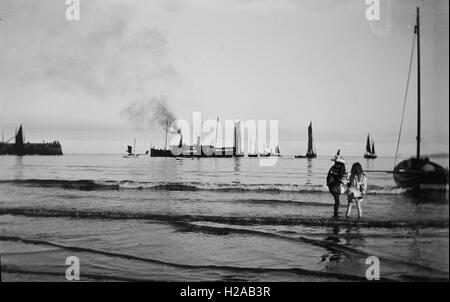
<box><xmin>364</xmin><ymin>134</ymin><xmax>377</xmax><ymax>159</ymax></box>
<box><xmin>248</xmin><ymin>137</ymin><xmax>258</xmax><ymax>157</ymax></box>
<box><xmin>233</xmin><ymin>120</ymin><xmax>245</xmax><ymax>157</ymax></box>
<box><xmin>295</xmin><ymin>122</ymin><xmax>317</xmax><ymax>159</ymax></box>
<box><xmin>258</xmin><ymin>144</ymin><xmax>271</xmax><ymax>157</ymax></box>
<box><xmin>258</xmin><ymin>145</ymin><xmax>281</xmax><ymax>157</ymax></box>
<box><xmin>123</xmin><ymin>139</ymin><xmax>139</xmax><ymax>158</ymax></box>
<box><xmin>393</xmin><ymin>7</ymin><xmax>448</xmax><ymax>190</ymax></box>
<box><xmin>274</xmin><ymin>145</ymin><xmax>281</xmax><ymax>157</ymax></box>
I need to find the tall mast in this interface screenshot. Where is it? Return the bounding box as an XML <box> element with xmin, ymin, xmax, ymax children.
<box><xmin>366</xmin><ymin>134</ymin><xmax>372</xmax><ymax>153</ymax></box>
<box><xmin>416</xmin><ymin>6</ymin><xmax>421</xmax><ymax>159</ymax></box>
<box><xmin>307</xmin><ymin>122</ymin><xmax>313</xmax><ymax>155</ymax></box>
<box><xmin>133</xmin><ymin>138</ymin><xmax>136</xmax><ymax>155</ymax></box>
<box><xmin>214</xmin><ymin>117</ymin><xmax>219</xmax><ymax>147</ymax></box>
<box><xmin>164</xmin><ymin>120</ymin><xmax>168</xmax><ymax>150</ymax></box>
<box><xmin>233</xmin><ymin>123</ymin><xmax>237</xmax><ymax>155</ymax></box>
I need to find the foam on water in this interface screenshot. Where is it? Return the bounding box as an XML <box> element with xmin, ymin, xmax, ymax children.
<box><xmin>0</xmin><ymin>178</ymin><xmax>417</xmax><ymax>195</ymax></box>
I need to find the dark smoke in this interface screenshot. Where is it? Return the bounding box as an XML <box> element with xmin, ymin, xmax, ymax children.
<box><xmin>120</xmin><ymin>95</ymin><xmax>178</xmax><ymax>131</ymax></box>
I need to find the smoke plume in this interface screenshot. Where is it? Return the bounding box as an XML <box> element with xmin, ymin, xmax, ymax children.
<box><xmin>0</xmin><ymin>1</ymin><xmax>182</xmax><ymax>130</ymax></box>
<box><xmin>120</xmin><ymin>95</ymin><xmax>178</xmax><ymax>132</ymax></box>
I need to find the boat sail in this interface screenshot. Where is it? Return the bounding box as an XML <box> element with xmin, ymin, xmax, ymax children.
<box><xmin>14</xmin><ymin>125</ymin><xmax>25</xmax><ymax>155</ymax></box>
<box><xmin>364</xmin><ymin>134</ymin><xmax>377</xmax><ymax>159</ymax></box>
<box><xmin>275</xmin><ymin>145</ymin><xmax>281</xmax><ymax>157</ymax></box>
<box><xmin>248</xmin><ymin>137</ymin><xmax>258</xmax><ymax>157</ymax></box>
<box><xmin>393</xmin><ymin>7</ymin><xmax>448</xmax><ymax>190</ymax></box>
<box><xmin>295</xmin><ymin>122</ymin><xmax>317</xmax><ymax>159</ymax></box>
<box><xmin>123</xmin><ymin>139</ymin><xmax>139</xmax><ymax>158</ymax></box>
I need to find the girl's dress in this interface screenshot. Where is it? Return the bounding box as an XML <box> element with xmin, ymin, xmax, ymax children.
<box><xmin>347</xmin><ymin>173</ymin><xmax>367</xmax><ymax>202</ymax></box>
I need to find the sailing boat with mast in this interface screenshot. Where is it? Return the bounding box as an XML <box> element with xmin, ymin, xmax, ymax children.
<box><xmin>248</xmin><ymin>137</ymin><xmax>258</xmax><ymax>157</ymax></box>
<box><xmin>364</xmin><ymin>134</ymin><xmax>377</xmax><ymax>159</ymax></box>
<box><xmin>274</xmin><ymin>145</ymin><xmax>281</xmax><ymax>157</ymax></box>
<box><xmin>123</xmin><ymin>139</ymin><xmax>139</xmax><ymax>158</ymax></box>
<box><xmin>393</xmin><ymin>7</ymin><xmax>448</xmax><ymax>189</ymax></box>
<box><xmin>295</xmin><ymin>122</ymin><xmax>317</xmax><ymax>159</ymax></box>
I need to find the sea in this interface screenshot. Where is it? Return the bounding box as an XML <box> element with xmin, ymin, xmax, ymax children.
<box><xmin>0</xmin><ymin>154</ymin><xmax>448</xmax><ymax>282</ymax></box>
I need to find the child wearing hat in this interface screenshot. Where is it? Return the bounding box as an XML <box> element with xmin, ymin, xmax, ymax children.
<box><xmin>326</xmin><ymin>150</ymin><xmax>348</xmax><ymax>218</ymax></box>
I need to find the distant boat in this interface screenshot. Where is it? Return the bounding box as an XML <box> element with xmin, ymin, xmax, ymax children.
<box><xmin>258</xmin><ymin>144</ymin><xmax>271</xmax><ymax>157</ymax></box>
<box><xmin>393</xmin><ymin>7</ymin><xmax>448</xmax><ymax>190</ymax></box>
<box><xmin>259</xmin><ymin>150</ymin><xmax>271</xmax><ymax>157</ymax></box>
<box><xmin>123</xmin><ymin>139</ymin><xmax>139</xmax><ymax>158</ymax></box>
<box><xmin>364</xmin><ymin>134</ymin><xmax>377</xmax><ymax>159</ymax></box>
<box><xmin>233</xmin><ymin>121</ymin><xmax>245</xmax><ymax>157</ymax></box>
<box><xmin>295</xmin><ymin>122</ymin><xmax>317</xmax><ymax>159</ymax></box>
<box><xmin>259</xmin><ymin>146</ymin><xmax>281</xmax><ymax>157</ymax></box>
<box><xmin>248</xmin><ymin>138</ymin><xmax>258</xmax><ymax>157</ymax></box>
<box><xmin>275</xmin><ymin>145</ymin><xmax>281</xmax><ymax>157</ymax></box>
<box><xmin>150</xmin><ymin>119</ymin><xmax>242</xmax><ymax>158</ymax></box>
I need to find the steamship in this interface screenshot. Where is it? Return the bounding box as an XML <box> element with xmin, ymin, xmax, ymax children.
<box><xmin>150</xmin><ymin>120</ymin><xmax>244</xmax><ymax>158</ymax></box>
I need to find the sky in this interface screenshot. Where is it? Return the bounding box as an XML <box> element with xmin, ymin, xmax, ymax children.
<box><xmin>0</xmin><ymin>0</ymin><xmax>448</xmax><ymax>156</ymax></box>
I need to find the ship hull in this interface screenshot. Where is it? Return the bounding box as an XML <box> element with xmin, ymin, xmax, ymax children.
<box><xmin>393</xmin><ymin>158</ymin><xmax>449</xmax><ymax>190</ymax></box>
<box><xmin>295</xmin><ymin>154</ymin><xmax>317</xmax><ymax>159</ymax></box>
<box><xmin>150</xmin><ymin>147</ymin><xmax>239</xmax><ymax>158</ymax></box>
<box><xmin>150</xmin><ymin>148</ymin><xmax>175</xmax><ymax>157</ymax></box>
<box><xmin>260</xmin><ymin>154</ymin><xmax>280</xmax><ymax>158</ymax></box>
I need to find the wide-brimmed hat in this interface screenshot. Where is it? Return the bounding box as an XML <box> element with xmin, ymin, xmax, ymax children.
<box><xmin>331</xmin><ymin>149</ymin><xmax>345</xmax><ymax>164</ymax></box>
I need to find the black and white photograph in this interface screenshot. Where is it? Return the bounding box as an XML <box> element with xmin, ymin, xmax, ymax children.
<box><xmin>0</xmin><ymin>0</ymin><xmax>448</xmax><ymax>288</ymax></box>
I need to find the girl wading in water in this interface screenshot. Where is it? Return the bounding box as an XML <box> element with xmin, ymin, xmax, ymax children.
<box><xmin>326</xmin><ymin>150</ymin><xmax>347</xmax><ymax>218</ymax></box>
<box><xmin>346</xmin><ymin>162</ymin><xmax>367</xmax><ymax>219</ymax></box>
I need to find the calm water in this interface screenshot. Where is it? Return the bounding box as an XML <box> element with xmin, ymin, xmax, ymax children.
<box><xmin>0</xmin><ymin>154</ymin><xmax>448</xmax><ymax>281</ymax></box>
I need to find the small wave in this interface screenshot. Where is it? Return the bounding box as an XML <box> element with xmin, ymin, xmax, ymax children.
<box><xmin>0</xmin><ymin>179</ymin><xmax>119</xmax><ymax>191</ymax></box>
<box><xmin>0</xmin><ymin>235</ymin><xmax>380</xmax><ymax>281</ymax></box>
<box><xmin>367</xmin><ymin>185</ymin><xmax>412</xmax><ymax>195</ymax></box>
<box><xmin>172</xmin><ymin>222</ymin><xmax>449</xmax><ymax>276</ymax></box>
<box><xmin>232</xmin><ymin>199</ymin><xmax>331</xmax><ymax>207</ymax></box>
<box><xmin>1</xmin><ymin>265</ymin><xmax>155</xmax><ymax>282</ymax></box>
<box><xmin>3</xmin><ymin>235</ymin><xmax>447</xmax><ymax>282</ymax></box>
<box><xmin>0</xmin><ymin>179</ymin><xmax>415</xmax><ymax>195</ymax></box>
<box><xmin>172</xmin><ymin>221</ymin><xmax>369</xmax><ymax>257</ymax></box>
<box><xmin>0</xmin><ymin>207</ymin><xmax>448</xmax><ymax>229</ymax></box>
